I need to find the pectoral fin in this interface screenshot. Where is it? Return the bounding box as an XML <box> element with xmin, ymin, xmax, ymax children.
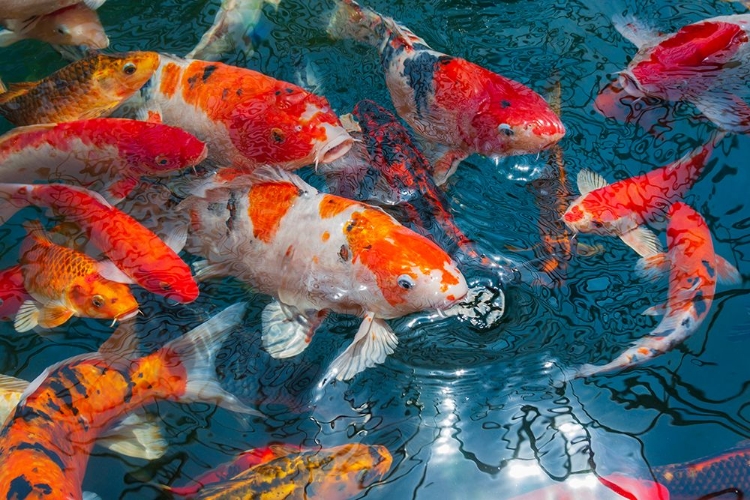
<box><xmin>96</xmin><ymin>260</ymin><xmax>135</xmax><ymax>284</ymax></box>
<box><xmin>102</xmin><ymin>177</ymin><xmax>139</xmax><ymax>205</ymax></box>
<box><xmin>98</xmin><ymin>413</ymin><xmax>167</xmax><ymax>460</ymax></box>
<box><xmin>692</xmin><ymin>91</ymin><xmax>750</xmax><ymax>134</ymax></box>
<box><xmin>619</xmin><ymin>225</ymin><xmax>662</xmax><ymax>258</ymax></box>
<box><xmin>323</xmin><ymin>313</ymin><xmax>398</xmax><ymax>382</ymax></box>
<box><xmin>576</xmin><ymin>169</ymin><xmax>608</xmax><ymax>195</ymax></box>
<box><xmin>36</xmin><ymin>304</ymin><xmax>75</xmax><ymax>329</ymax></box>
<box><xmin>261</xmin><ymin>301</ymin><xmax>325</xmax><ymax>358</ymax></box>
<box><xmin>14</xmin><ymin>300</ymin><xmax>41</xmax><ymax>332</ymax></box>
<box><xmin>642</xmin><ymin>303</ymin><xmax>667</xmax><ymax>316</ymax></box>
<box><xmin>715</xmin><ymin>255</ymin><xmax>741</xmax><ymax>285</ymax></box>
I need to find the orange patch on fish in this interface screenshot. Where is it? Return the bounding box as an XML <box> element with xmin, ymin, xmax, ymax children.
<box><xmin>248</xmin><ymin>182</ymin><xmax>300</xmax><ymax>243</ymax></box>
<box><xmin>321</xmin><ymin>231</ymin><xmax>330</xmax><ymax>242</ymax></box>
<box><xmin>159</xmin><ymin>62</ymin><xmax>183</xmax><ymax>99</ymax></box>
<box><xmin>319</xmin><ymin>194</ymin><xmax>356</xmax><ymax>219</ymax></box>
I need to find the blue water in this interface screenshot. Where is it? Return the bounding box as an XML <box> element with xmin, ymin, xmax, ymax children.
<box><xmin>1</xmin><ymin>0</ymin><xmax>750</xmax><ymax>498</ymax></box>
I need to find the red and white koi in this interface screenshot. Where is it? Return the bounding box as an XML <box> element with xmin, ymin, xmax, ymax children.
<box><xmin>0</xmin><ymin>118</ymin><xmax>207</xmax><ymax>204</ymax></box>
<box><xmin>0</xmin><ymin>302</ymin><xmax>256</xmax><ymax>499</ymax></box>
<box><xmin>0</xmin><ymin>182</ymin><xmax>199</xmax><ymax>303</ymax></box>
<box><xmin>575</xmin><ymin>202</ymin><xmax>740</xmax><ymax>378</ymax></box>
<box><xmin>596</xmin><ymin>14</ymin><xmax>750</xmax><ymax>132</ymax></box>
<box><xmin>120</xmin><ymin>54</ymin><xmax>353</xmax><ymax>171</ymax></box>
<box><xmin>563</xmin><ymin>133</ymin><xmax>723</xmax><ymax>257</ymax></box>
<box><xmin>328</xmin><ymin>0</ymin><xmax>565</xmax><ymax>184</ymax></box>
<box><xmin>180</xmin><ymin>167</ymin><xmax>468</xmax><ymax>381</ymax></box>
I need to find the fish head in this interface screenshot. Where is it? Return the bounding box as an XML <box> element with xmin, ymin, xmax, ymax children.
<box><xmin>96</xmin><ymin>51</ymin><xmax>160</xmax><ymax>99</ymax></box>
<box><xmin>344</xmin><ymin>208</ymin><xmax>468</xmax><ymax>317</ymax></box>
<box><xmin>232</xmin><ymin>86</ymin><xmax>353</xmax><ymax>169</ymax></box>
<box><xmin>119</xmin><ymin>121</ymin><xmax>208</xmax><ymax>175</ymax></box>
<box><xmin>468</xmin><ymin>75</ymin><xmax>565</xmax><ymax>157</ymax></box>
<box><xmin>25</xmin><ymin>4</ymin><xmax>109</xmax><ymax>49</ymax></box>
<box><xmin>562</xmin><ymin>198</ymin><xmax>601</xmax><ymax>235</ymax></box>
<box><xmin>68</xmin><ymin>275</ymin><xmax>139</xmax><ymax>322</ymax></box>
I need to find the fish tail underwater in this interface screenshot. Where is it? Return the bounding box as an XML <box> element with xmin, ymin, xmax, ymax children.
<box><xmin>0</xmin><ymin>0</ymin><xmax>749</xmax><ymax>499</ymax></box>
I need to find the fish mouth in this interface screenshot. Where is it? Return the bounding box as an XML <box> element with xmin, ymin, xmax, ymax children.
<box><xmin>111</xmin><ymin>308</ymin><xmax>141</xmax><ymax>326</ymax></box>
<box><xmin>314</xmin><ymin>124</ymin><xmax>354</xmax><ymax>170</ymax></box>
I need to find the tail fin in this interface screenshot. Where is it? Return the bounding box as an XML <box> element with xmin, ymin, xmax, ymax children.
<box><xmin>326</xmin><ymin>0</ymin><xmax>385</xmax><ymax>47</ymax></box>
<box><xmin>165</xmin><ymin>302</ymin><xmax>263</xmax><ymax>416</ymax></box>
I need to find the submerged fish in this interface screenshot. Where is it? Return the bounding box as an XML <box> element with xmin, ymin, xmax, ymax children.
<box><xmin>119</xmin><ymin>54</ymin><xmax>353</xmax><ymax>171</ymax></box>
<box><xmin>180</xmin><ymin>443</ymin><xmax>392</xmax><ymax>500</ymax></box>
<box><xmin>186</xmin><ymin>0</ymin><xmax>281</xmax><ymax>62</ymax></box>
<box><xmin>0</xmin><ymin>302</ymin><xmax>256</xmax><ymax>499</ymax></box>
<box><xmin>328</xmin><ymin>0</ymin><xmax>565</xmax><ymax>184</ymax></box>
<box><xmin>14</xmin><ymin>220</ymin><xmax>139</xmax><ymax>332</ymax></box>
<box><xmin>506</xmin><ymin>473</ymin><xmax>669</xmax><ymax>500</ymax></box>
<box><xmin>0</xmin><ymin>51</ymin><xmax>159</xmax><ymax>126</ymax></box>
<box><xmin>0</xmin><ymin>182</ymin><xmax>199</xmax><ymax>303</ymax></box>
<box><xmin>0</xmin><ymin>3</ymin><xmax>109</xmax><ymax>49</ymax></box>
<box><xmin>562</xmin><ymin>134</ymin><xmax>723</xmax><ymax>258</ymax></box>
<box><xmin>596</xmin><ymin>14</ymin><xmax>750</xmax><ymax>132</ymax></box>
<box><xmin>180</xmin><ymin>167</ymin><xmax>468</xmax><ymax>381</ymax></box>
<box><xmin>0</xmin><ymin>0</ymin><xmax>105</xmax><ymax>20</ymax></box>
<box><xmin>575</xmin><ymin>202</ymin><xmax>740</xmax><ymax>378</ymax></box>
<box><xmin>0</xmin><ymin>118</ymin><xmax>207</xmax><ymax>203</ymax></box>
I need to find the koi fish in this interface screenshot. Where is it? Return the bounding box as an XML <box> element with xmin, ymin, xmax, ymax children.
<box><xmin>13</xmin><ymin>220</ymin><xmax>139</xmax><ymax>332</ymax></box>
<box><xmin>180</xmin><ymin>166</ymin><xmax>468</xmax><ymax>381</ymax></box>
<box><xmin>596</xmin><ymin>14</ymin><xmax>750</xmax><ymax>132</ymax></box>
<box><xmin>119</xmin><ymin>54</ymin><xmax>353</xmax><ymax>171</ymax></box>
<box><xmin>575</xmin><ymin>202</ymin><xmax>740</xmax><ymax>378</ymax></box>
<box><xmin>0</xmin><ymin>51</ymin><xmax>159</xmax><ymax>126</ymax></box>
<box><xmin>327</xmin><ymin>0</ymin><xmax>565</xmax><ymax>184</ymax></box>
<box><xmin>0</xmin><ymin>0</ymin><xmax>105</xmax><ymax>20</ymax></box>
<box><xmin>172</xmin><ymin>443</ymin><xmax>392</xmax><ymax>500</ymax></box>
<box><xmin>0</xmin><ymin>182</ymin><xmax>199</xmax><ymax>303</ymax></box>
<box><xmin>0</xmin><ymin>3</ymin><xmax>109</xmax><ymax>49</ymax></box>
<box><xmin>0</xmin><ymin>118</ymin><xmax>207</xmax><ymax>204</ymax></box>
<box><xmin>0</xmin><ymin>302</ymin><xmax>257</xmax><ymax>499</ymax></box>
<box><xmin>505</xmin><ymin>473</ymin><xmax>669</xmax><ymax>500</ymax></box>
<box><xmin>186</xmin><ymin>0</ymin><xmax>281</xmax><ymax>62</ymax></box>
<box><xmin>0</xmin><ymin>265</ymin><xmax>28</xmax><ymax>321</ymax></box>
<box><xmin>562</xmin><ymin>133</ymin><xmax>723</xmax><ymax>258</ymax></box>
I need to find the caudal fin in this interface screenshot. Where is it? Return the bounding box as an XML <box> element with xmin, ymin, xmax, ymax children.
<box><xmin>165</xmin><ymin>302</ymin><xmax>263</xmax><ymax>416</ymax></box>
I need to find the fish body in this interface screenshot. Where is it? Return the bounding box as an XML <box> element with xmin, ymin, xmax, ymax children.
<box><xmin>14</xmin><ymin>221</ymin><xmax>139</xmax><ymax>332</ymax></box>
<box><xmin>328</xmin><ymin>0</ymin><xmax>565</xmax><ymax>184</ymax></box>
<box><xmin>0</xmin><ymin>182</ymin><xmax>199</xmax><ymax>303</ymax></box>
<box><xmin>181</xmin><ymin>167</ymin><xmax>468</xmax><ymax>380</ymax></box>
<box><xmin>189</xmin><ymin>443</ymin><xmax>393</xmax><ymax>500</ymax></box>
<box><xmin>576</xmin><ymin>202</ymin><xmax>740</xmax><ymax>377</ymax></box>
<box><xmin>121</xmin><ymin>54</ymin><xmax>353</xmax><ymax>171</ymax></box>
<box><xmin>0</xmin><ymin>3</ymin><xmax>109</xmax><ymax>49</ymax></box>
<box><xmin>0</xmin><ymin>0</ymin><xmax>105</xmax><ymax>20</ymax></box>
<box><xmin>0</xmin><ymin>303</ymin><xmax>254</xmax><ymax>499</ymax></box>
<box><xmin>0</xmin><ymin>51</ymin><xmax>159</xmax><ymax>126</ymax></box>
<box><xmin>562</xmin><ymin>135</ymin><xmax>721</xmax><ymax>257</ymax></box>
<box><xmin>0</xmin><ymin>265</ymin><xmax>29</xmax><ymax>321</ymax></box>
<box><xmin>598</xmin><ymin>14</ymin><xmax>750</xmax><ymax>132</ymax></box>
<box><xmin>186</xmin><ymin>0</ymin><xmax>281</xmax><ymax>62</ymax></box>
<box><xmin>0</xmin><ymin>118</ymin><xmax>207</xmax><ymax>203</ymax></box>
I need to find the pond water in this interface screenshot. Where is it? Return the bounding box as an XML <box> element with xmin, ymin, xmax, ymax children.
<box><xmin>1</xmin><ymin>0</ymin><xmax>749</xmax><ymax>499</ymax></box>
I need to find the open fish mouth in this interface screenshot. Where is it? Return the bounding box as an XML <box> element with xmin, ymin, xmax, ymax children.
<box><xmin>314</xmin><ymin>124</ymin><xmax>354</xmax><ymax>170</ymax></box>
<box><xmin>111</xmin><ymin>308</ymin><xmax>141</xmax><ymax>326</ymax></box>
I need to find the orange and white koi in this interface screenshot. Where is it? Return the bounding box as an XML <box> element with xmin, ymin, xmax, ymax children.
<box><xmin>120</xmin><ymin>54</ymin><xmax>353</xmax><ymax>171</ymax></box>
<box><xmin>328</xmin><ymin>0</ymin><xmax>565</xmax><ymax>184</ymax></box>
<box><xmin>172</xmin><ymin>443</ymin><xmax>393</xmax><ymax>500</ymax></box>
<box><xmin>0</xmin><ymin>3</ymin><xmax>108</xmax><ymax>49</ymax></box>
<box><xmin>0</xmin><ymin>182</ymin><xmax>199</xmax><ymax>303</ymax></box>
<box><xmin>180</xmin><ymin>167</ymin><xmax>468</xmax><ymax>381</ymax></box>
<box><xmin>563</xmin><ymin>133</ymin><xmax>723</xmax><ymax>258</ymax></box>
<box><xmin>575</xmin><ymin>202</ymin><xmax>740</xmax><ymax>378</ymax></box>
<box><xmin>0</xmin><ymin>302</ymin><xmax>256</xmax><ymax>499</ymax></box>
<box><xmin>0</xmin><ymin>118</ymin><xmax>207</xmax><ymax>203</ymax></box>
<box><xmin>596</xmin><ymin>14</ymin><xmax>750</xmax><ymax>133</ymax></box>
<box><xmin>0</xmin><ymin>51</ymin><xmax>159</xmax><ymax>126</ymax></box>
<box><xmin>13</xmin><ymin>221</ymin><xmax>139</xmax><ymax>332</ymax></box>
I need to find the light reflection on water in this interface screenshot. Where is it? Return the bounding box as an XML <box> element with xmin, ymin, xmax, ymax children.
<box><xmin>0</xmin><ymin>0</ymin><xmax>749</xmax><ymax>499</ymax></box>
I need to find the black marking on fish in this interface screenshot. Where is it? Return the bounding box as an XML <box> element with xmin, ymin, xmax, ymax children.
<box><xmin>693</xmin><ymin>290</ymin><xmax>708</xmax><ymax>317</ymax></box>
<box><xmin>187</xmin><ymin>73</ymin><xmax>200</xmax><ymax>90</ymax></box>
<box><xmin>236</xmin><ymin>88</ymin><xmax>243</xmax><ymax>97</ymax></box>
<box><xmin>702</xmin><ymin>259</ymin><xmax>716</xmax><ymax>279</ymax></box>
<box><xmin>346</xmin><ymin>220</ymin><xmax>356</xmax><ymax>232</ymax></box>
<box><xmin>121</xmin><ymin>373</ymin><xmax>135</xmax><ymax>405</ymax></box>
<box><xmin>339</xmin><ymin>244</ymin><xmax>350</xmax><ymax>262</ymax></box>
<box><xmin>14</xmin><ymin>406</ymin><xmax>53</xmax><ymax>424</ymax></box>
<box><xmin>227</xmin><ymin>191</ymin><xmax>238</xmax><ymax>232</ymax></box>
<box><xmin>202</xmin><ymin>65</ymin><xmax>218</xmax><ymax>82</ymax></box>
<box><xmin>501</xmin><ymin>100</ymin><xmax>511</xmax><ymax>108</ymax></box>
<box><xmin>15</xmin><ymin>442</ymin><xmax>67</xmax><ymax>472</ymax></box>
<box><xmin>47</xmin><ymin>377</ymin><xmax>79</xmax><ymax>417</ymax></box>
<box><xmin>222</xmin><ymin>88</ymin><xmax>229</xmax><ymax>101</ymax></box>
<box><xmin>7</xmin><ymin>475</ymin><xmax>33</xmax><ymax>499</ymax></box>
<box><xmin>401</xmin><ymin>52</ymin><xmax>450</xmax><ymax>119</ymax></box>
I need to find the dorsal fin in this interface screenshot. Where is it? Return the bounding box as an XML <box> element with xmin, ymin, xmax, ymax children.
<box><xmin>0</xmin><ymin>81</ymin><xmax>36</xmax><ymax>103</ymax></box>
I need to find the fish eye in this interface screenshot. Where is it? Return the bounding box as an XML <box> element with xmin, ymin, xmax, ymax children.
<box><xmin>159</xmin><ymin>281</ymin><xmax>173</xmax><ymax>291</ymax></box>
<box><xmin>592</xmin><ymin>221</ymin><xmax>604</xmax><ymax>228</ymax></box>
<box><xmin>155</xmin><ymin>154</ymin><xmax>170</xmax><ymax>166</ymax></box>
<box><xmin>56</xmin><ymin>26</ymin><xmax>69</xmax><ymax>35</ymax></box>
<box><xmin>397</xmin><ymin>274</ymin><xmax>415</xmax><ymax>290</ymax></box>
<box><xmin>498</xmin><ymin>123</ymin><xmax>514</xmax><ymax>136</ymax></box>
<box><xmin>92</xmin><ymin>295</ymin><xmax>105</xmax><ymax>308</ymax></box>
<box><xmin>123</xmin><ymin>62</ymin><xmax>137</xmax><ymax>75</ymax></box>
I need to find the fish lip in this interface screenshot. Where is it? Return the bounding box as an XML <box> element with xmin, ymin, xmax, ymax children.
<box><xmin>315</xmin><ymin>125</ymin><xmax>354</xmax><ymax>169</ymax></box>
<box><xmin>113</xmin><ymin>308</ymin><xmax>140</xmax><ymax>325</ymax></box>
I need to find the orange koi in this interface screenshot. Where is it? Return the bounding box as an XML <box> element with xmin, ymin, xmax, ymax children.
<box><xmin>0</xmin><ymin>183</ymin><xmax>199</xmax><ymax>303</ymax></box>
<box><xmin>0</xmin><ymin>302</ymin><xmax>256</xmax><ymax>499</ymax></box>
<box><xmin>181</xmin><ymin>166</ymin><xmax>467</xmax><ymax>381</ymax></box>
<box><xmin>0</xmin><ymin>51</ymin><xmax>159</xmax><ymax>126</ymax></box>
<box><xmin>0</xmin><ymin>118</ymin><xmax>207</xmax><ymax>203</ymax></box>
<box><xmin>575</xmin><ymin>202</ymin><xmax>740</xmax><ymax>377</ymax></box>
<box><xmin>563</xmin><ymin>133</ymin><xmax>724</xmax><ymax>258</ymax></box>
<box><xmin>120</xmin><ymin>54</ymin><xmax>353</xmax><ymax>171</ymax></box>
